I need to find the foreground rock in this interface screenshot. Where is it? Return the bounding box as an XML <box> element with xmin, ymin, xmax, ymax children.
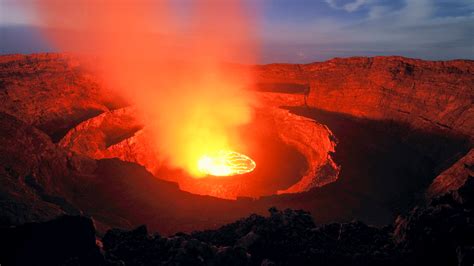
<box><xmin>2</xmin><ymin>176</ymin><xmax>472</xmax><ymax>265</ymax></box>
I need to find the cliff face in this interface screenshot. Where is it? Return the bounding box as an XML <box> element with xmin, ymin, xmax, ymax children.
<box><xmin>255</xmin><ymin>56</ymin><xmax>474</xmax><ymax>138</ymax></box>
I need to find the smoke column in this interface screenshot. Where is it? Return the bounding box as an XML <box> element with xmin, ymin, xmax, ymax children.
<box><xmin>27</xmin><ymin>0</ymin><xmax>258</xmax><ymax>176</ymax></box>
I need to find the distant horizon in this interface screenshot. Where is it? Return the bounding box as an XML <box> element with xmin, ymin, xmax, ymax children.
<box><xmin>1</xmin><ymin>32</ymin><xmax>472</xmax><ymax>66</ymax></box>
<box><xmin>1</xmin><ymin>0</ymin><xmax>473</xmax><ymax>64</ymax></box>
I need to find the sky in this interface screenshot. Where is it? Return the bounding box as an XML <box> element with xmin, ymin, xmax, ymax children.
<box><xmin>0</xmin><ymin>0</ymin><xmax>473</xmax><ymax>63</ymax></box>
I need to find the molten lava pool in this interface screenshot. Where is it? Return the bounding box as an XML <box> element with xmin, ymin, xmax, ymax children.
<box><xmin>153</xmin><ymin>115</ymin><xmax>309</xmax><ymax>200</ymax></box>
<box><xmin>197</xmin><ymin>150</ymin><xmax>256</xmax><ymax>177</ymax></box>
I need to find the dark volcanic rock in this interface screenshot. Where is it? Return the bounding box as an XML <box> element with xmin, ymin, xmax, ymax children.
<box><xmin>0</xmin><ymin>216</ymin><xmax>104</xmax><ymax>266</ymax></box>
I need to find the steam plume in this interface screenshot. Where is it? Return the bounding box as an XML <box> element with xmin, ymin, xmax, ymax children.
<box><xmin>27</xmin><ymin>0</ymin><xmax>258</xmax><ymax>176</ymax></box>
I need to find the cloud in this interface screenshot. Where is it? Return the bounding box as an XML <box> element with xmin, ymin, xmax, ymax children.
<box><xmin>0</xmin><ymin>0</ymin><xmax>39</xmax><ymax>25</ymax></box>
<box><xmin>344</xmin><ymin>0</ymin><xmax>368</xmax><ymax>12</ymax></box>
<box><xmin>396</xmin><ymin>0</ymin><xmax>434</xmax><ymax>23</ymax></box>
<box><xmin>263</xmin><ymin>0</ymin><xmax>474</xmax><ymax>62</ymax></box>
<box><xmin>368</xmin><ymin>5</ymin><xmax>391</xmax><ymax>19</ymax></box>
<box><xmin>325</xmin><ymin>0</ymin><xmax>368</xmax><ymax>12</ymax></box>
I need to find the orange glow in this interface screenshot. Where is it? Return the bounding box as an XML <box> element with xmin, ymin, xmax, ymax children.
<box><xmin>28</xmin><ymin>0</ymin><xmax>259</xmax><ymax>177</ymax></box>
<box><xmin>197</xmin><ymin>150</ymin><xmax>256</xmax><ymax>177</ymax></box>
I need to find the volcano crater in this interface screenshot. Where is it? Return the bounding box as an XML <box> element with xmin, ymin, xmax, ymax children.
<box><xmin>58</xmin><ymin>100</ymin><xmax>339</xmax><ymax>199</ymax></box>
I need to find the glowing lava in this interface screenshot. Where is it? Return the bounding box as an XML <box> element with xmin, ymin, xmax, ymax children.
<box><xmin>197</xmin><ymin>150</ymin><xmax>256</xmax><ymax>177</ymax></box>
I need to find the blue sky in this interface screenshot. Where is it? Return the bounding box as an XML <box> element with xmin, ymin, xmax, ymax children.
<box><xmin>1</xmin><ymin>0</ymin><xmax>473</xmax><ymax>63</ymax></box>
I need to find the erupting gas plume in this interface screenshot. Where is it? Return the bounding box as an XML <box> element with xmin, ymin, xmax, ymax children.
<box><xmin>27</xmin><ymin>0</ymin><xmax>259</xmax><ymax>177</ymax></box>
